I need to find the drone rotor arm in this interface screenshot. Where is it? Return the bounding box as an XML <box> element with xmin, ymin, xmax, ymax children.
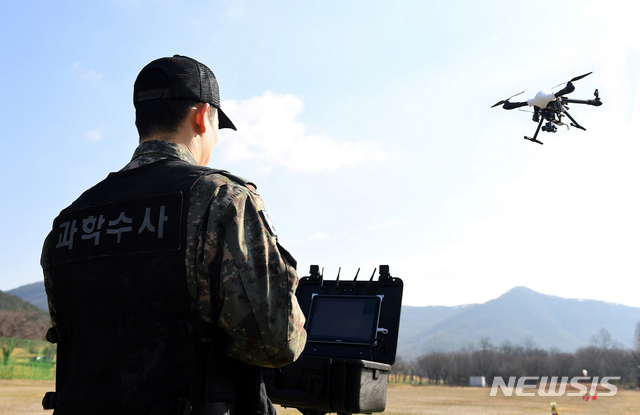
<box><xmin>551</xmin><ymin>72</ymin><xmax>593</xmax><ymax>92</ymax></box>
<box><xmin>554</xmin><ymin>82</ymin><xmax>575</xmax><ymax>98</ymax></box>
<box><xmin>491</xmin><ymin>91</ymin><xmax>525</xmax><ymax>108</ymax></box>
<box><xmin>564</xmin><ymin>98</ymin><xmax>602</xmax><ymax>107</ymax></box>
<box><xmin>502</xmin><ymin>101</ymin><xmax>528</xmax><ymax>110</ymax></box>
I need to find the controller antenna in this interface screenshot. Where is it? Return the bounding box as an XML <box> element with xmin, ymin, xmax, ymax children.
<box><xmin>350</xmin><ymin>268</ymin><xmax>360</xmax><ymax>292</ymax></box>
<box><xmin>367</xmin><ymin>268</ymin><xmax>377</xmax><ymax>293</ymax></box>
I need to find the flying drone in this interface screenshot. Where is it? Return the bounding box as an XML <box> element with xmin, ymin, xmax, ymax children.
<box><xmin>491</xmin><ymin>72</ymin><xmax>602</xmax><ymax>144</ymax></box>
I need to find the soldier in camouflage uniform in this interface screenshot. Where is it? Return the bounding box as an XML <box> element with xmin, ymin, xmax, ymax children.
<box><xmin>41</xmin><ymin>55</ymin><xmax>306</xmax><ymax>415</ymax></box>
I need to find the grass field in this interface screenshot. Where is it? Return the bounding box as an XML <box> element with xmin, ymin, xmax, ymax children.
<box><xmin>1</xmin><ymin>380</ymin><xmax>638</xmax><ymax>414</ymax></box>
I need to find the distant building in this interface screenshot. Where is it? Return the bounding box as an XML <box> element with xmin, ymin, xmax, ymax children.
<box><xmin>470</xmin><ymin>376</ymin><xmax>486</xmax><ymax>387</ymax></box>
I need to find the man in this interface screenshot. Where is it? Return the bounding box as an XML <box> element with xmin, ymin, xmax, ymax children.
<box><xmin>41</xmin><ymin>55</ymin><xmax>307</xmax><ymax>415</ymax></box>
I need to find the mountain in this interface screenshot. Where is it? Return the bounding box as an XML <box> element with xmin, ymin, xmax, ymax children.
<box><xmin>397</xmin><ymin>287</ymin><xmax>640</xmax><ymax>360</ymax></box>
<box><xmin>8</xmin><ymin>282</ymin><xmax>640</xmax><ymax>360</ymax></box>
<box><xmin>6</xmin><ymin>281</ymin><xmax>48</xmax><ymax>311</ymax></box>
<box><xmin>0</xmin><ymin>289</ymin><xmax>47</xmax><ymax>315</ymax></box>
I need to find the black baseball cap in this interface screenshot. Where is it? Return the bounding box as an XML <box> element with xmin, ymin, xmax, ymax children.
<box><xmin>133</xmin><ymin>55</ymin><xmax>236</xmax><ymax>130</ymax></box>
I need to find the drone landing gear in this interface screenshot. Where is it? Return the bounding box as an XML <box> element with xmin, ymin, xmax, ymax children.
<box><xmin>524</xmin><ymin>117</ymin><xmax>545</xmax><ymax>145</ymax></box>
<box><xmin>562</xmin><ymin>110</ymin><xmax>586</xmax><ymax>131</ymax></box>
<box><xmin>524</xmin><ymin>136</ymin><xmax>544</xmax><ymax>145</ymax></box>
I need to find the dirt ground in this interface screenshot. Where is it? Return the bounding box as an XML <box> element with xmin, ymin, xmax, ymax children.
<box><xmin>2</xmin><ymin>380</ymin><xmax>639</xmax><ymax>415</ymax></box>
<box><xmin>0</xmin><ymin>380</ymin><xmax>54</xmax><ymax>414</ymax></box>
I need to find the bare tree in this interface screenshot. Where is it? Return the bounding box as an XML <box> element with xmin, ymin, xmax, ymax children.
<box><xmin>632</xmin><ymin>321</ymin><xmax>640</xmax><ymax>387</ymax></box>
<box><xmin>591</xmin><ymin>328</ymin><xmax>614</xmax><ymax>349</ymax></box>
<box><xmin>446</xmin><ymin>352</ymin><xmax>472</xmax><ymax>386</ymax></box>
<box><xmin>548</xmin><ymin>351</ymin><xmax>575</xmax><ymax>377</ymax></box>
<box><xmin>471</xmin><ymin>338</ymin><xmax>497</xmax><ymax>381</ymax></box>
<box><xmin>521</xmin><ymin>353</ymin><xmax>549</xmax><ymax>377</ymax></box>
<box><xmin>417</xmin><ymin>352</ymin><xmax>449</xmax><ymax>384</ymax></box>
<box><xmin>390</xmin><ymin>356</ymin><xmax>411</xmax><ymax>382</ymax></box>
<box><xmin>600</xmin><ymin>348</ymin><xmax>632</xmax><ymax>384</ymax></box>
<box><xmin>440</xmin><ymin>355</ymin><xmax>451</xmax><ymax>385</ymax></box>
<box><xmin>573</xmin><ymin>346</ymin><xmax>603</xmax><ymax>377</ymax></box>
<box><xmin>495</xmin><ymin>341</ymin><xmax>525</xmax><ymax>378</ymax></box>
<box><xmin>521</xmin><ymin>336</ymin><xmax>539</xmax><ymax>356</ymax></box>
<box><xmin>0</xmin><ymin>310</ymin><xmax>48</xmax><ymax>364</ymax></box>
<box><xmin>478</xmin><ymin>336</ymin><xmax>494</xmax><ymax>351</ymax></box>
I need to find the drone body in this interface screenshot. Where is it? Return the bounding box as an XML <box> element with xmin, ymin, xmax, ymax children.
<box><xmin>492</xmin><ymin>72</ymin><xmax>602</xmax><ymax>144</ymax></box>
<box><xmin>528</xmin><ymin>90</ymin><xmax>557</xmax><ymax>108</ymax></box>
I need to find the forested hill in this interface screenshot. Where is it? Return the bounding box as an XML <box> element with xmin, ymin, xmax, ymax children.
<box><xmin>6</xmin><ymin>281</ymin><xmax>48</xmax><ymax>311</ymax></box>
<box><xmin>0</xmin><ymin>289</ymin><xmax>46</xmax><ymax>315</ymax></box>
<box><xmin>398</xmin><ymin>287</ymin><xmax>640</xmax><ymax>360</ymax></box>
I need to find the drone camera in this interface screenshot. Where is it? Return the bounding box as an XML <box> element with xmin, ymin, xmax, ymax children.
<box><xmin>542</xmin><ymin>122</ymin><xmax>557</xmax><ymax>133</ymax></box>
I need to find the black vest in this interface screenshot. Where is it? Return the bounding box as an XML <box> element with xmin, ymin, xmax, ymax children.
<box><xmin>44</xmin><ymin>160</ymin><xmax>275</xmax><ymax>415</ymax></box>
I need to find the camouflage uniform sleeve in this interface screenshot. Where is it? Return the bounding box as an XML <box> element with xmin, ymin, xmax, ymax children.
<box><xmin>40</xmin><ymin>232</ymin><xmax>58</xmax><ymax>326</ymax></box>
<box><xmin>206</xmin><ymin>181</ymin><xmax>307</xmax><ymax>368</ymax></box>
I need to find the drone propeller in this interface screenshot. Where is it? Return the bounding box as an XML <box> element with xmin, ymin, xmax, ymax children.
<box><xmin>570</xmin><ymin>72</ymin><xmax>593</xmax><ymax>82</ymax></box>
<box><xmin>491</xmin><ymin>91</ymin><xmax>525</xmax><ymax>108</ymax></box>
<box><xmin>552</xmin><ymin>72</ymin><xmax>593</xmax><ymax>89</ymax></box>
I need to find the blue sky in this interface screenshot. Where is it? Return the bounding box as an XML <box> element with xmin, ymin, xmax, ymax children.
<box><xmin>1</xmin><ymin>0</ymin><xmax>639</xmax><ymax>308</ymax></box>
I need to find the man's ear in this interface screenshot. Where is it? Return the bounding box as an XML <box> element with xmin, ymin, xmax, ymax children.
<box><xmin>194</xmin><ymin>103</ymin><xmax>210</xmax><ymax>134</ymax></box>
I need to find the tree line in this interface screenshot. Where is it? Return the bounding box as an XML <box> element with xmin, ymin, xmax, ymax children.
<box><xmin>391</xmin><ymin>326</ymin><xmax>640</xmax><ymax>388</ymax></box>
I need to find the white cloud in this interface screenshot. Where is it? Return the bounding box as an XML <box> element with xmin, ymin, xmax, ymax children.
<box><xmin>222</xmin><ymin>0</ymin><xmax>245</xmax><ymax>19</ymax></box>
<box><xmin>72</xmin><ymin>62</ymin><xmax>103</xmax><ymax>81</ymax></box>
<box><xmin>85</xmin><ymin>129</ymin><xmax>103</xmax><ymax>141</ymax></box>
<box><xmin>219</xmin><ymin>92</ymin><xmax>387</xmax><ymax>174</ymax></box>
